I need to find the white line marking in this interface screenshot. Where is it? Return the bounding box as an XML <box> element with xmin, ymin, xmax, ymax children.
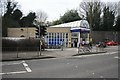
<box><xmin>114</xmin><ymin>56</ymin><xmax>120</xmax><ymax>59</ymax></box>
<box><xmin>0</xmin><ymin>71</ymin><xmax>27</xmax><ymax>75</ymax></box>
<box><xmin>22</xmin><ymin>61</ymin><xmax>32</xmax><ymax>72</ymax></box>
<box><xmin>0</xmin><ymin>73</ymin><xmax>5</xmax><ymax>75</ymax></box>
<box><xmin>100</xmin><ymin>76</ymin><xmax>103</xmax><ymax>78</ymax></box>
<box><xmin>75</xmin><ymin>66</ymin><xmax>78</xmax><ymax>68</ymax></box>
<box><xmin>2</xmin><ymin>61</ymin><xmax>23</xmax><ymax>66</ymax></box>
<box><xmin>67</xmin><ymin>63</ymin><xmax>70</xmax><ymax>64</ymax></box>
<box><xmin>22</xmin><ymin>61</ymin><xmax>25</xmax><ymax>63</ymax></box>
<box><xmin>1</xmin><ymin>61</ymin><xmax>32</xmax><ymax>75</ymax></box>
<box><xmin>23</xmin><ymin>62</ymin><xmax>28</xmax><ymax>67</ymax></box>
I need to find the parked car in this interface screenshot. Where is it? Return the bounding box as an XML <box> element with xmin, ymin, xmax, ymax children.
<box><xmin>105</xmin><ymin>41</ymin><xmax>118</xmax><ymax>46</ymax></box>
<box><xmin>96</xmin><ymin>41</ymin><xmax>107</xmax><ymax>48</ymax></box>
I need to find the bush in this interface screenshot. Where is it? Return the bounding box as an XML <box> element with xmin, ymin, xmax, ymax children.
<box><xmin>2</xmin><ymin>38</ymin><xmax>40</xmax><ymax>51</ymax></box>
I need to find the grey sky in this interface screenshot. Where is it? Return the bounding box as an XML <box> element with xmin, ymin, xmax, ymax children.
<box><xmin>15</xmin><ymin>0</ymin><xmax>119</xmax><ymax>22</ymax></box>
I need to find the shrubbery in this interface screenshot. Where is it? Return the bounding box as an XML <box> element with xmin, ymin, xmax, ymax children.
<box><xmin>2</xmin><ymin>38</ymin><xmax>41</xmax><ymax>51</ymax></box>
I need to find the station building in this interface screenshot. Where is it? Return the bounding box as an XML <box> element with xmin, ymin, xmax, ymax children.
<box><xmin>45</xmin><ymin>20</ymin><xmax>90</xmax><ymax>48</ymax></box>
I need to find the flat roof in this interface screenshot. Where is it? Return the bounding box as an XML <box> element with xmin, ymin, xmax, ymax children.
<box><xmin>50</xmin><ymin>20</ymin><xmax>90</xmax><ymax>29</ymax></box>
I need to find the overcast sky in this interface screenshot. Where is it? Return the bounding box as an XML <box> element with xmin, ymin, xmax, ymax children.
<box><xmin>15</xmin><ymin>0</ymin><xmax>119</xmax><ymax>22</ymax></box>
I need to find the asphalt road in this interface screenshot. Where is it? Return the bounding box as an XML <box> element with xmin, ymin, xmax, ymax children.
<box><xmin>1</xmin><ymin>46</ymin><xmax>119</xmax><ymax>78</ymax></box>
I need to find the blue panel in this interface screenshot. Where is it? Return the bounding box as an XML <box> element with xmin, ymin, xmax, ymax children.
<box><xmin>52</xmin><ymin>42</ymin><xmax>54</xmax><ymax>44</ymax></box>
<box><xmin>52</xmin><ymin>39</ymin><xmax>54</xmax><ymax>42</ymax></box>
<box><xmin>71</xmin><ymin>29</ymin><xmax>90</xmax><ymax>33</ymax></box>
<box><xmin>49</xmin><ymin>42</ymin><xmax>51</xmax><ymax>45</ymax></box>
<box><xmin>57</xmin><ymin>42</ymin><xmax>59</xmax><ymax>45</ymax></box>
<box><xmin>71</xmin><ymin>29</ymin><xmax>80</xmax><ymax>32</ymax></box>
<box><xmin>57</xmin><ymin>39</ymin><xmax>59</xmax><ymax>42</ymax></box>
<box><xmin>55</xmin><ymin>38</ymin><xmax>57</xmax><ymax>41</ymax></box>
<box><xmin>60</xmin><ymin>38</ymin><xmax>62</xmax><ymax>41</ymax></box>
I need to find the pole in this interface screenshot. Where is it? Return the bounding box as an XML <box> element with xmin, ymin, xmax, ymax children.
<box><xmin>39</xmin><ymin>40</ymin><xmax>41</xmax><ymax>56</ymax></box>
<box><xmin>39</xmin><ymin>26</ymin><xmax>41</xmax><ymax>56</ymax></box>
<box><xmin>17</xmin><ymin>47</ymin><xmax>19</xmax><ymax>58</ymax></box>
<box><xmin>61</xmin><ymin>41</ymin><xmax>64</xmax><ymax>51</ymax></box>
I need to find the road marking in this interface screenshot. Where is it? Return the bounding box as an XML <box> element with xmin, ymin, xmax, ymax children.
<box><xmin>100</xmin><ymin>76</ymin><xmax>103</xmax><ymax>78</ymax></box>
<box><xmin>92</xmin><ymin>72</ymin><xmax>95</xmax><ymax>75</ymax></box>
<box><xmin>114</xmin><ymin>56</ymin><xmax>120</xmax><ymax>59</ymax></box>
<box><xmin>1</xmin><ymin>61</ymin><xmax>32</xmax><ymax>75</ymax></box>
<box><xmin>2</xmin><ymin>61</ymin><xmax>23</xmax><ymax>66</ymax></box>
<box><xmin>0</xmin><ymin>71</ymin><xmax>27</xmax><ymax>75</ymax></box>
<box><xmin>75</xmin><ymin>66</ymin><xmax>78</xmax><ymax>68</ymax></box>
<box><xmin>67</xmin><ymin>63</ymin><xmax>70</xmax><ymax>64</ymax></box>
<box><xmin>22</xmin><ymin>61</ymin><xmax>32</xmax><ymax>72</ymax></box>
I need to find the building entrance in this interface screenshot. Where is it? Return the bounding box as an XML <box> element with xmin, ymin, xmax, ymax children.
<box><xmin>71</xmin><ymin>38</ymin><xmax>78</xmax><ymax>47</ymax></box>
<box><xmin>71</xmin><ymin>32</ymin><xmax>79</xmax><ymax>47</ymax></box>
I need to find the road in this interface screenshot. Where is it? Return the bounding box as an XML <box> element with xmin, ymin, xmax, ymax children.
<box><xmin>1</xmin><ymin>46</ymin><xmax>119</xmax><ymax>78</ymax></box>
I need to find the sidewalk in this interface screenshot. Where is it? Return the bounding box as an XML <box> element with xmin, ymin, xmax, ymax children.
<box><xmin>2</xmin><ymin>46</ymin><xmax>107</xmax><ymax>61</ymax></box>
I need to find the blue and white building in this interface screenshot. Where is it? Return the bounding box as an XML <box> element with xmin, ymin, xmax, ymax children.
<box><xmin>45</xmin><ymin>20</ymin><xmax>90</xmax><ymax>48</ymax></box>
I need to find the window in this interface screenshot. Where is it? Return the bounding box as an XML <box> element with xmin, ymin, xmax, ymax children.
<box><xmin>60</xmin><ymin>33</ymin><xmax>62</xmax><ymax>38</ymax></box>
<box><xmin>49</xmin><ymin>33</ymin><xmax>51</xmax><ymax>38</ymax></box>
<box><xmin>66</xmin><ymin>33</ymin><xmax>68</xmax><ymax>38</ymax></box>
<box><xmin>57</xmin><ymin>33</ymin><xmax>59</xmax><ymax>38</ymax></box>
<box><xmin>54</xmin><ymin>33</ymin><xmax>56</xmax><ymax>38</ymax></box>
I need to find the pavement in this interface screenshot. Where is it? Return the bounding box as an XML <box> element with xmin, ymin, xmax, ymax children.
<box><xmin>2</xmin><ymin>46</ymin><xmax>107</xmax><ymax>61</ymax></box>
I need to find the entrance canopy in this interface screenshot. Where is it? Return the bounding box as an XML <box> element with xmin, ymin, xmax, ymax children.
<box><xmin>70</xmin><ymin>27</ymin><xmax>90</xmax><ymax>32</ymax></box>
<box><xmin>70</xmin><ymin>20</ymin><xmax>90</xmax><ymax>33</ymax></box>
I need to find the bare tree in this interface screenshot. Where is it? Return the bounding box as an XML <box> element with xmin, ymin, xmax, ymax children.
<box><xmin>118</xmin><ymin>1</ymin><xmax>120</xmax><ymax>16</ymax></box>
<box><xmin>79</xmin><ymin>0</ymin><xmax>104</xmax><ymax>36</ymax></box>
<box><xmin>106</xmin><ymin>2</ymin><xmax>118</xmax><ymax>17</ymax></box>
<box><xmin>0</xmin><ymin>0</ymin><xmax>7</xmax><ymax>16</ymax></box>
<box><xmin>36</xmin><ymin>10</ymin><xmax>48</xmax><ymax>23</ymax></box>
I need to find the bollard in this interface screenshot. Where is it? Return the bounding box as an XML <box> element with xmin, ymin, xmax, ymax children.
<box><xmin>37</xmin><ymin>47</ymin><xmax>39</xmax><ymax>56</ymax></box>
<box><xmin>17</xmin><ymin>47</ymin><xmax>19</xmax><ymax>58</ymax></box>
<box><xmin>96</xmin><ymin>46</ymin><xmax>98</xmax><ymax>52</ymax></box>
<box><xmin>78</xmin><ymin>47</ymin><xmax>80</xmax><ymax>54</ymax></box>
<box><xmin>61</xmin><ymin>45</ymin><xmax>63</xmax><ymax>51</ymax></box>
<box><xmin>101</xmin><ymin>47</ymin><xmax>104</xmax><ymax>51</ymax></box>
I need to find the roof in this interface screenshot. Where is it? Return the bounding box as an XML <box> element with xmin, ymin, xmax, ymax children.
<box><xmin>50</xmin><ymin>20</ymin><xmax>90</xmax><ymax>29</ymax></box>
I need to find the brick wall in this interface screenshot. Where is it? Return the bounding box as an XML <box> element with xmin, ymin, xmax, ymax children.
<box><xmin>8</xmin><ymin>27</ymin><xmax>36</xmax><ymax>37</ymax></box>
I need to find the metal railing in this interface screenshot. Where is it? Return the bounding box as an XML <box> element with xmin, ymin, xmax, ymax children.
<box><xmin>47</xmin><ymin>44</ymin><xmax>61</xmax><ymax>49</ymax></box>
<box><xmin>78</xmin><ymin>44</ymin><xmax>105</xmax><ymax>54</ymax></box>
